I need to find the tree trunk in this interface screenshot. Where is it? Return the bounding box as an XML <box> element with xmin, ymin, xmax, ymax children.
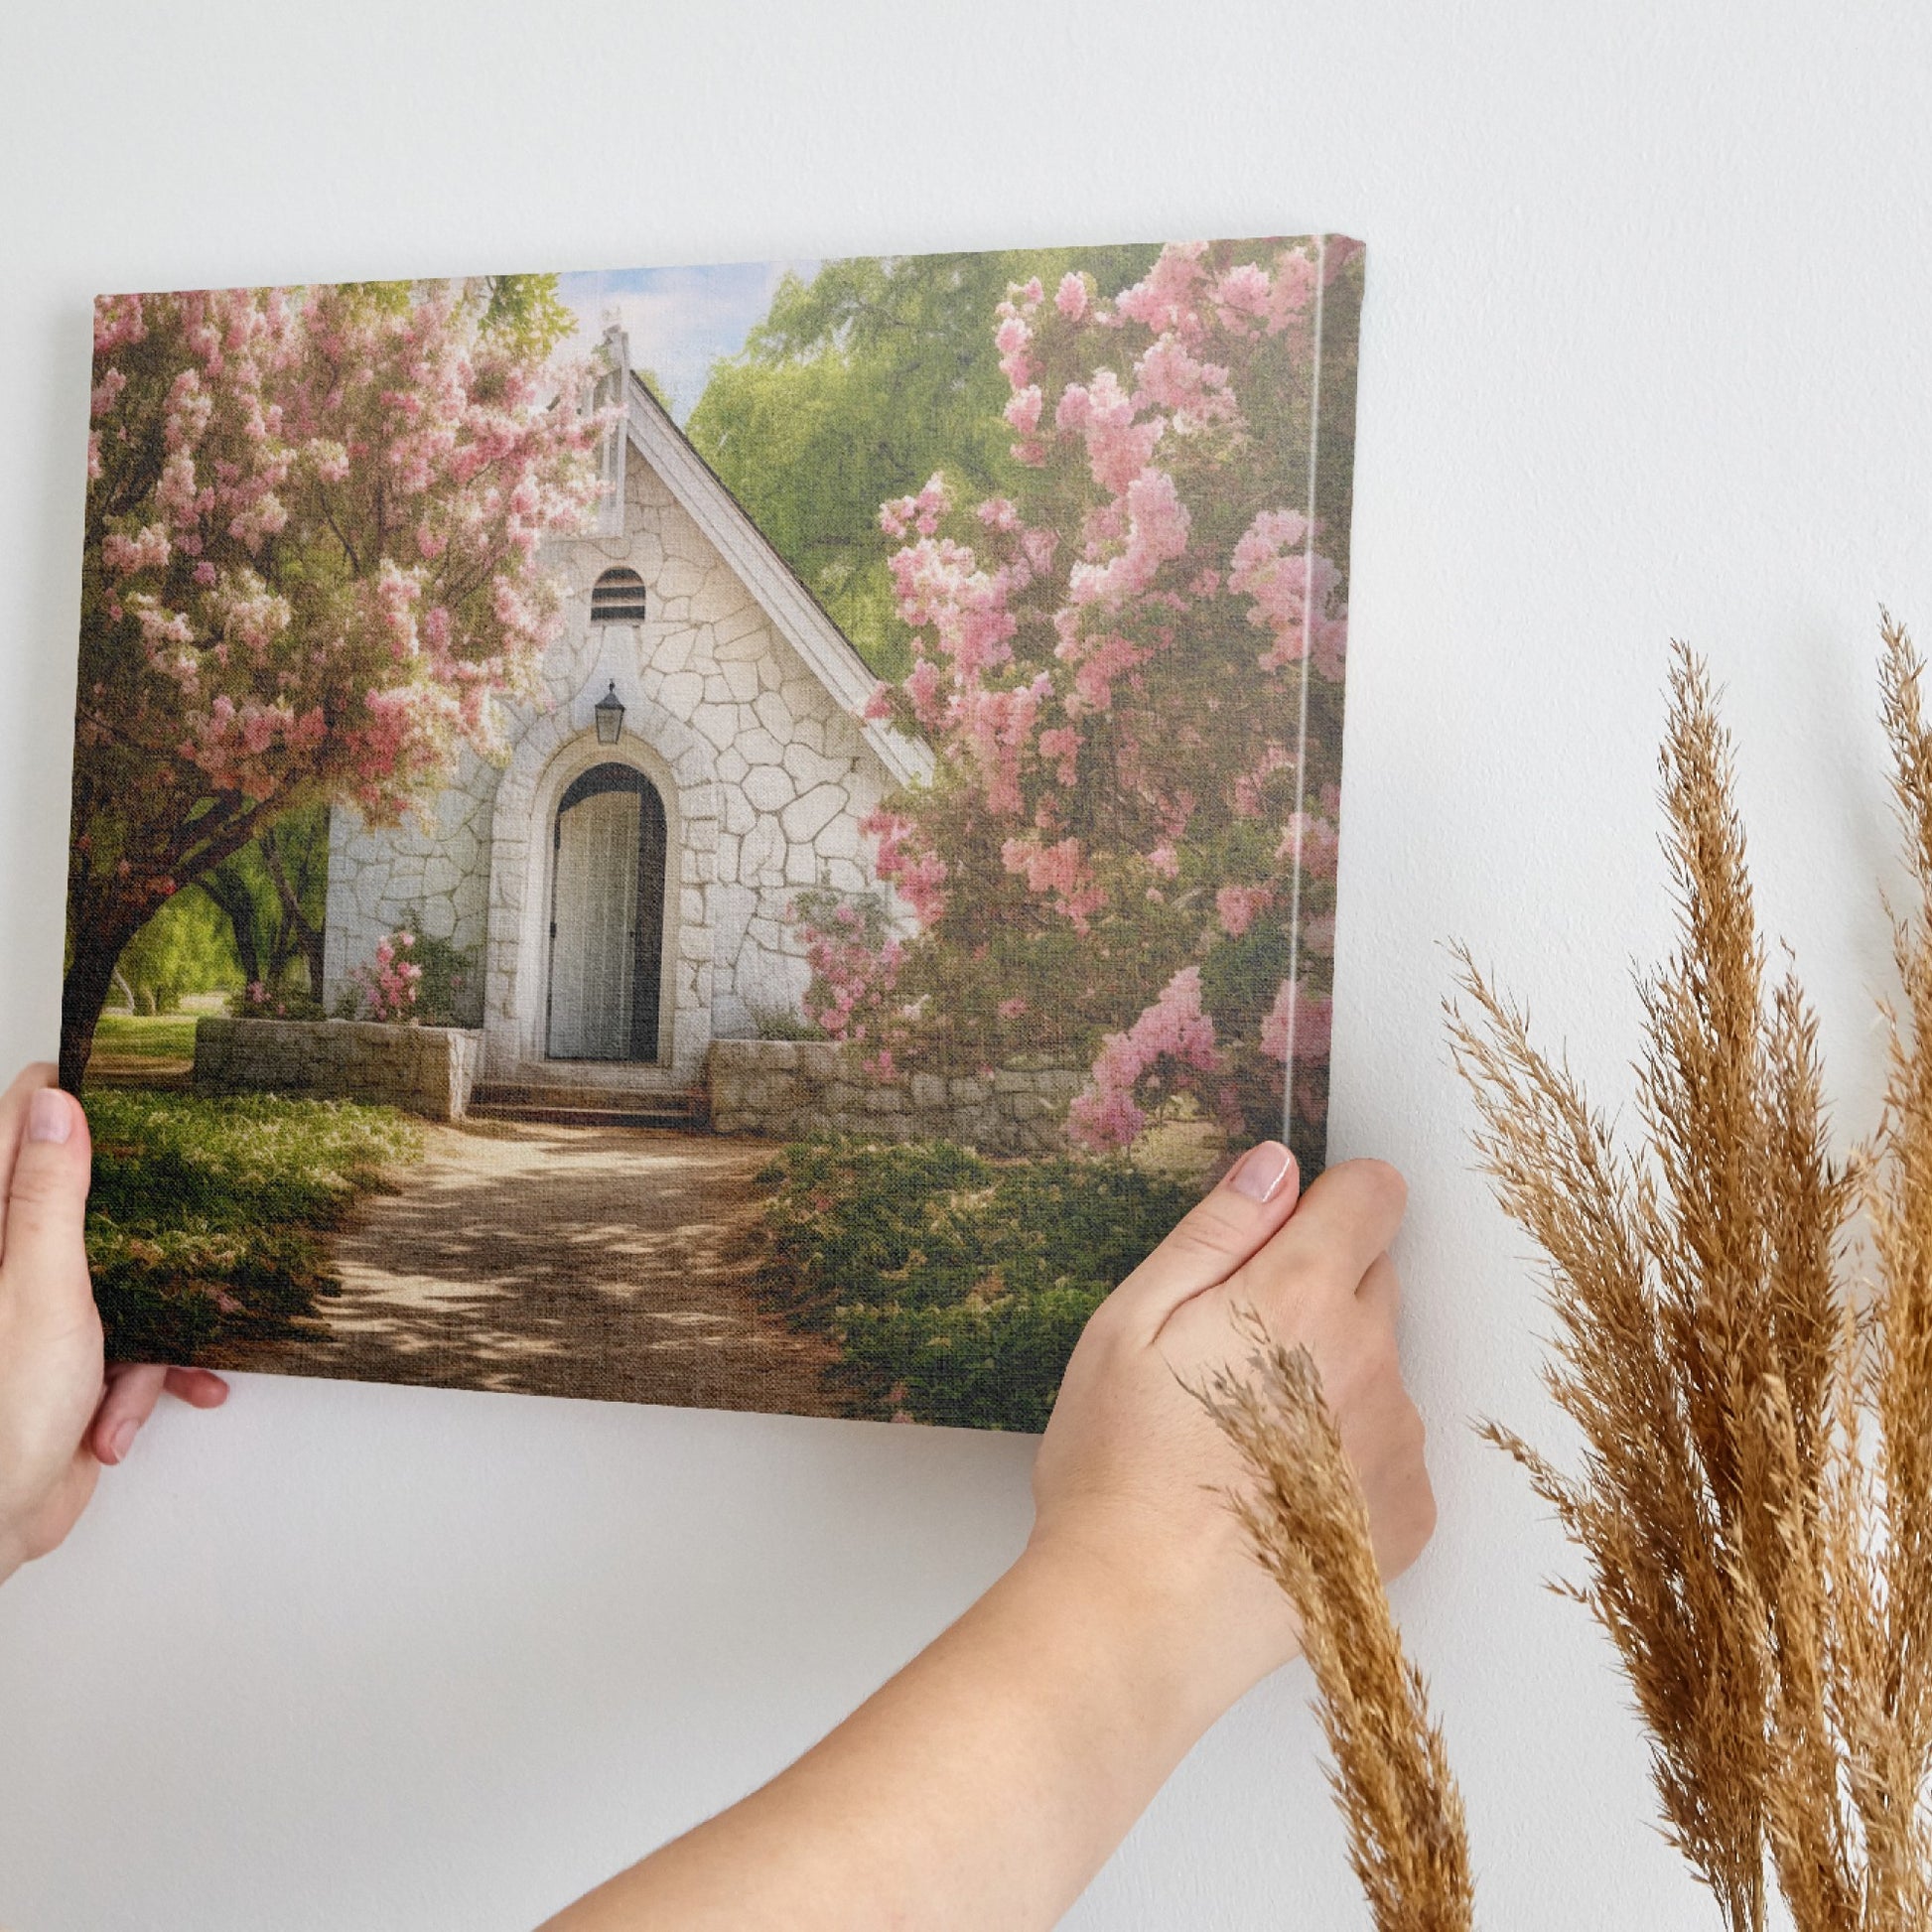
<box><xmin>60</xmin><ymin>929</ymin><xmax>132</xmax><ymax>1094</ymax></box>
<box><xmin>298</xmin><ymin>919</ymin><xmax>326</xmax><ymax>1002</ymax></box>
<box><xmin>260</xmin><ymin>824</ymin><xmax>327</xmax><ymax>1001</ymax></box>
<box><xmin>200</xmin><ymin>868</ymin><xmax>265</xmax><ymax>989</ymax></box>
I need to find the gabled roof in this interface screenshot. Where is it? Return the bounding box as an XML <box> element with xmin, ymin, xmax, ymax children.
<box><xmin>622</xmin><ymin>376</ymin><xmax>933</xmax><ymax>791</ymax></box>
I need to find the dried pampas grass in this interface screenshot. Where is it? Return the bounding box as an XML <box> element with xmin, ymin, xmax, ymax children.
<box><xmin>1211</xmin><ymin>616</ymin><xmax>1932</xmax><ymax>1931</ymax></box>
<box><xmin>1449</xmin><ymin>619</ymin><xmax>1932</xmax><ymax>1929</ymax></box>
<box><xmin>1201</xmin><ymin>1317</ymin><xmax>1475</xmax><ymax>1932</ymax></box>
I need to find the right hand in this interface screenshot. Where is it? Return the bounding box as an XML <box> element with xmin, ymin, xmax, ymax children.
<box><xmin>1028</xmin><ymin>1144</ymin><xmax>1435</xmax><ymax>1721</ymax></box>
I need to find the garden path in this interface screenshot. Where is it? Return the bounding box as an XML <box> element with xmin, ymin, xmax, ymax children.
<box><xmin>210</xmin><ymin>1120</ymin><xmax>841</xmax><ymax>1415</ymax></box>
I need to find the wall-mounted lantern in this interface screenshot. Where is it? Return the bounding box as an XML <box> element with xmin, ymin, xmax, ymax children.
<box><xmin>594</xmin><ymin>681</ymin><xmax>625</xmax><ymax>746</ymax></box>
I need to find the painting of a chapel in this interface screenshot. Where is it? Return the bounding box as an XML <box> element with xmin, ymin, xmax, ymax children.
<box><xmin>320</xmin><ymin>333</ymin><xmax>930</xmax><ymax>1104</ymax></box>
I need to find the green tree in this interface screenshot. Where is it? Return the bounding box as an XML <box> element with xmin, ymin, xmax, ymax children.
<box><xmin>196</xmin><ymin>805</ymin><xmax>330</xmax><ymax>999</ymax></box>
<box><xmin>686</xmin><ymin>245</ymin><xmax>1161</xmax><ymax>674</ymax></box>
<box><xmin>114</xmin><ymin>886</ymin><xmax>240</xmax><ymax>1014</ymax></box>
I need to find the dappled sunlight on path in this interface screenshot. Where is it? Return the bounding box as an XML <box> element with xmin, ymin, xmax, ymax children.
<box><xmin>204</xmin><ymin>1120</ymin><xmax>839</xmax><ymax>1416</ymax></box>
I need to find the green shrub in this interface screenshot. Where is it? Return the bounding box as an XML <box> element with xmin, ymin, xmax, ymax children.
<box><xmin>82</xmin><ymin>1090</ymin><xmax>421</xmax><ymax>1362</ymax></box>
<box><xmin>89</xmin><ymin>1014</ymin><xmax>200</xmax><ymax>1063</ymax></box>
<box><xmin>758</xmin><ymin>1137</ymin><xmax>1194</xmax><ymax>1431</ymax></box>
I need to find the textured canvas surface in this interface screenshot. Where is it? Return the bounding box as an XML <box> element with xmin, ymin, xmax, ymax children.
<box><xmin>63</xmin><ymin>238</ymin><xmax>1361</xmax><ymax>1428</ymax></box>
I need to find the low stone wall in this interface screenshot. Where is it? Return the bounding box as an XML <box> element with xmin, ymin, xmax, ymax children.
<box><xmin>707</xmin><ymin>1038</ymin><xmax>1085</xmax><ymax>1155</ymax></box>
<box><xmin>193</xmin><ymin>1018</ymin><xmax>484</xmax><ymax>1121</ymax></box>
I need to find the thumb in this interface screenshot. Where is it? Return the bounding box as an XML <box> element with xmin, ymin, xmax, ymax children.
<box><xmin>1</xmin><ymin>1079</ymin><xmax>95</xmax><ymax>1333</ymax></box>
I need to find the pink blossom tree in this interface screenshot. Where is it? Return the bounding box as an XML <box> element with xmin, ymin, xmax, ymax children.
<box><xmin>63</xmin><ymin>279</ymin><xmax>605</xmax><ymax>1087</ymax></box>
<box><xmin>798</xmin><ymin>239</ymin><xmax>1361</xmax><ymax>1166</ymax></box>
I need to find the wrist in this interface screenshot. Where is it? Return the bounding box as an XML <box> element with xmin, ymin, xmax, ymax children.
<box><xmin>1003</xmin><ymin>1528</ymin><xmax>1286</xmax><ymax>1750</ymax></box>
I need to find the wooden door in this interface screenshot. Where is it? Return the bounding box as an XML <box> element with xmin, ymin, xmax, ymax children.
<box><xmin>547</xmin><ymin>780</ymin><xmax>640</xmax><ymax>1060</ymax></box>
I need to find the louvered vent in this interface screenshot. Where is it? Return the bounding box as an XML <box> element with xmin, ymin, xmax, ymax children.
<box><xmin>591</xmin><ymin>568</ymin><xmax>647</xmax><ymax>624</ymax></box>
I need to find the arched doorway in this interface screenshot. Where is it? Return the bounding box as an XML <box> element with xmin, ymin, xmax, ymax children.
<box><xmin>545</xmin><ymin>762</ymin><xmax>668</xmax><ymax>1061</ymax></box>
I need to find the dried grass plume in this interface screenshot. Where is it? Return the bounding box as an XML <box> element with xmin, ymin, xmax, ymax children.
<box><xmin>1447</xmin><ymin>616</ymin><xmax>1932</xmax><ymax>1930</ymax></box>
<box><xmin>1201</xmin><ymin>1315</ymin><xmax>1475</xmax><ymax>1932</ymax></box>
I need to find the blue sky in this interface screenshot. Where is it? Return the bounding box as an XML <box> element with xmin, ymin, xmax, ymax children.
<box><xmin>557</xmin><ymin>259</ymin><xmax>819</xmax><ymax>423</ymax></box>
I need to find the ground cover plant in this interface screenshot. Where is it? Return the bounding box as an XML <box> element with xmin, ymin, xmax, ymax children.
<box><xmin>84</xmin><ymin>1089</ymin><xmax>421</xmax><ymax>1363</ymax></box>
<box><xmin>757</xmin><ymin>1135</ymin><xmax>1193</xmax><ymax>1430</ymax></box>
<box><xmin>89</xmin><ymin>1013</ymin><xmax>199</xmax><ymax>1063</ymax></box>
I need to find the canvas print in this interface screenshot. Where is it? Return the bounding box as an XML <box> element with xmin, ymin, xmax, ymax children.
<box><xmin>63</xmin><ymin>238</ymin><xmax>1362</xmax><ymax>1429</ymax></box>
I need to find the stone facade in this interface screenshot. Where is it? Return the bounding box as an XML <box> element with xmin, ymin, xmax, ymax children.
<box><xmin>707</xmin><ymin>1039</ymin><xmax>1085</xmax><ymax>1157</ymax></box>
<box><xmin>193</xmin><ymin>1019</ymin><xmax>484</xmax><ymax>1122</ymax></box>
<box><xmin>322</xmin><ymin>374</ymin><xmax>926</xmax><ymax>1090</ymax></box>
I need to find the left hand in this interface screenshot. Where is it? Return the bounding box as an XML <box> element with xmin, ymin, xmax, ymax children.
<box><xmin>0</xmin><ymin>1062</ymin><xmax>227</xmax><ymax>1584</ymax></box>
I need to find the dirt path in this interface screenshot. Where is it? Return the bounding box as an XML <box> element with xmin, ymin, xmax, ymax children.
<box><xmin>205</xmin><ymin>1120</ymin><xmax>841</xmax><ymax>1416</ymax></box>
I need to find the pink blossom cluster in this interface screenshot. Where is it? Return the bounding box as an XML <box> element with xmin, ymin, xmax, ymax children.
<box><xmin>349</xmin><ymin>930</ymin><xmax>423</xmax><ymax>1023</ymax></box>
<box><xmin>792</xmin><ymin>895</ymin><xmax>904</xmax><ymax>1044</ymax></box>
<box><xmin>879</xmin><ymin>474</ymin><xmax>950</xmax><ymax>540</ymax></box>
<box><xmin>865</xmin><ymin>808</ymin><xmax>950</xmax><ymax>927</ymax></box>
<box><xmin>1068</xmin><ymin>966</ymin><xmax>1221</xmax><ymax>1152</ymax></box>
<box><xmin>1227</xmin><ymin>509</ymin><xmax>1349</xmax><ymax>680</ymax></box>
<box><xmin>1279</xmin><ymin>789</ymin><xmax>1342</xmax><ymax>880</ymax></box>
<box><xmin>1214</xmin><ymin>883</ymin><xmax>1276</xmax><ymax>939</ymax></box>
<box><xmin>1000</xmin><ymin>835</ymin><xmax>1107</xmax><ymax>933</ymax></box>
<box><xmin>1261</xmin><ymin>977</ymin><xmax>1333</xmax><ymax>1065</ymax></box>
<box><xmin>178</xmin><ymin>693</ymin><xmax>328</xmax><ymax>801</ymax></box>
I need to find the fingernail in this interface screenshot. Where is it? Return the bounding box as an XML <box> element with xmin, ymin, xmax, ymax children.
<box><xmin>27</xmin><ymin>1089</ymin><xmax>71</xmax><ymax>1145</ymax></box>
<box><xmin>1229</xmin><ymin>1141</ymin><xmax>1295</xmax><ymax>1202</ymax></box>
<box><xmin>107</xmin><ymin>1419</ymin><xmax>138</xmax><ymax>1464</ymax></box>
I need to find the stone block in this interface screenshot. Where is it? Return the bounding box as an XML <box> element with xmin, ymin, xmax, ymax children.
<box><xmin>815</xmin><ymin>814</ymin><xmax>860</xmax><ymax>861</ymax></box>
<box><xmin>794</xmin><ymin>1042</ymin><xmax>840</xmax><ymax>1080</ymax></box>
<box><xmin>660</xmin><ymin>671</ymin><xmax>704</xmax><ymax>716</ymax></box>
<box><xmin>191</xmin><ymin>1019</ymin><xmax>483</xmax><ymax>1121</ymax></box>
<box><xmin>744</xmin><ymin>765</ymin><xmax>794</xmax><ymax>813</ymax></box>
<box><xmin>657</xmin><ymin>556</ymin><xmax>704</xmax><ymax>600</ymax></box>
<box><xmin>753</xmin><ymin>690</ymin><xmax>795</xmax><ymax>740</ymax></box>
<box><xmin>782</xmin><ymin>742</ymin><xmax>846</xmax><ymax>790</ymax></box>
<box><xmin>781</xmin><ymin>783</ymin><xmax>845</xmax><ymax>844</ymax></box>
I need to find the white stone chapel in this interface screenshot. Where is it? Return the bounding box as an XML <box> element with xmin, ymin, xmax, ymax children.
<box><xmin>321</xmin><ymin>336</ymin><xmax>930</xmax><ymax>1098</ymax></box>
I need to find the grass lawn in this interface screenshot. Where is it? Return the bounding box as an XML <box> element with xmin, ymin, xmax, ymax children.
<box><xmin>83</xmin><ymin>1088</ymin><xmax>423</xmax><ymax>1363</ymax></box>
<box><xmin>758</xmin><ymin>1137</ymin><xmax>1193</xmax><ymax>1431</ymax></box>
<box><xmin>91</xmin><ymin>1013</ymin><xmax>201</xmax><ymax>1063</ymax></box>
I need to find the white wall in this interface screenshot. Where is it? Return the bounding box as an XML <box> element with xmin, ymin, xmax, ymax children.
<box><xmin>1</xmin><ymin>3</ymin><xmax>1927</xmax><ymax>1924</ymax></box>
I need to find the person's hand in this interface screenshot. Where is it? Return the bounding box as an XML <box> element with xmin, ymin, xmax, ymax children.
<box><xmin>0</xmin><ymin>1063</ymin><xmax>227</xmax><ymax>1584</ymax></box>
<box><xmin>544</xmin><ymin>1143</ymin><xmax>1436</xmax><ymax>1932</ymax></box>
<box><xmin>1029</xmin><ymin>1144</ymin><xmax>1434</xmax><ymax>1722</ymax></box>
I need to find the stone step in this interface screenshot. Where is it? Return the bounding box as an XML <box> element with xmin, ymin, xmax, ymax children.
<box><xmin>468</xmin><ymin>1082</ymin><xmax>709</xmax><ymax>1131</ymax></box>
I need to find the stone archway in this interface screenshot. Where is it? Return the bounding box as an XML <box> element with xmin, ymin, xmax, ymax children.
<box><xmin>483</xmin><ymin>681</ymin><xmax>720</xmax><ymax>1087</ymax></box>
